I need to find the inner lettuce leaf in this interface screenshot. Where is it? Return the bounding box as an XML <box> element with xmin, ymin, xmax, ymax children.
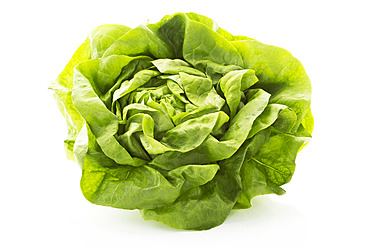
<box><xmin>50</xmin><ymin>12</ymin><xmax>313</xmax><ymax>230</ymax></box>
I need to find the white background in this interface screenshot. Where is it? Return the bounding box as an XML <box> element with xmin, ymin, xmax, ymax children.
<box><xmin>1</xmin><ymin>0</ymin><xmax>371</xmax><ymax>247</ymax></box>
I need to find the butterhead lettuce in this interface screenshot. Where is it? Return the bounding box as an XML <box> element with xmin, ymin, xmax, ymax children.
<box><xmin>50</xmin><ymin>12</ymin><xmax>313</xmax><ymax>230</ymax></box>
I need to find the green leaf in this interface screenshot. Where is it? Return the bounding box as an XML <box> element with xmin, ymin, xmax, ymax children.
<box><xmin>89</xmin><ymin>24</ymin><xmax>132</xmax><ymax>59</ymax></box>
<box><xmin>141</xmin><ymin>139</ymin><xmax>253</xmax><ymax>230</ymax></box>
<box><xmin>232</xmin><ymin>39</ymin><xmax>311</xmax><ymax>132</ymax></box>
<box><xmin>219</xmin><ymin>69</ymin><xmax>258</xmax><ymax>118</ymax></box>
<box><xmin>179</xmin><ymin>72</ymin><xmax>213</xmax><ymax>106</ymax></box>
<box><xmin>248</xmin><ymin>103</ymin><xmax>297</xmax><ymax>138</ymax></box>
<box><xmin>81</xmin><ymin>132</ymin><xmax>219</xmax><ymax>210</ymax></box>
<box><xmin>103</xmin><ymin>25</ymin><xmax>174</xmax><ymax>59</ymax></box>
<box><xmin>236</xmin><ymin>128</ymin><xmax>306</xmax><ymax>208</ymax></box>
<box><xmin>49</xmin><ymin>38</ymin><xmax>91</xmax><ymax>159</ymax></box>
<box><xmin>113</xmin><ymin>70</ymin><xmax>160</xmax><ymax>103</ymax></box>
<box><xmin>160</xmin><ymin>112</ymin><xmax>219</xmax><ymax>152</ymax></box>
<box><xmin>152</xmin><ymin>59</ymin><xmax>205</xmax><ymax>77</ymax></box>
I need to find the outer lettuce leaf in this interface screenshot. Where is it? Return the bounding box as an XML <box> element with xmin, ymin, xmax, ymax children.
<box><xmin>152</xmin><ymin>13</ymin><xmax>244</xmax><ymax>76</ymax></box>
<box><xmin>232</xmin><ymin>39</ymin><xmax>312</xmax><ymax>132</ymax></box>
<box><xmin>80</xmin><ymin>125</ymin><xmax>219</xmax><ymax>210</ymax></box>
<box><xmin>141</xmin><ymin>139</ymin><xmax>253</xmax><ymax>230</ymax></box>
<box><xmin>49</xmin><ymin>39</ymin><xmax>90</xmax><ymax>160</ymax></box>
<box><xmin>89</xmin><ymin>24</ymin><xmax>132</xmax><ymax>59</ymax></box>
<box><xmin>50</xmin><ymin>24</ymin><xmax>133</xmax><ymax>160</ymax></box>
<box><xmin>50</xmin><ymin>12</ymin><xmax>313</xmax><ymax>230</ymax></box>
<box><xmin>236</xmin><ymin>128</ymin><xmax>307</xmax><ymax>209</ymax></box>
<box><xmin>102</xmin><ymin>25</ymin><xmax>174</xmax><ymax>59</ymax></box>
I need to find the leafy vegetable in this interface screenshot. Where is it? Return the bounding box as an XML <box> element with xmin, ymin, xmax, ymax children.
<box><xmin>50</xmin><ymin>12</ymin><xmax>313</xmax><ymax>230</ymax></box>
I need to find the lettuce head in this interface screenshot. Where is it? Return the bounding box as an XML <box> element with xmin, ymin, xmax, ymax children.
<box><xmin>50</xmin><ymin>12</ymin><xmax>313</xmax><ymax>230</ymax></box>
